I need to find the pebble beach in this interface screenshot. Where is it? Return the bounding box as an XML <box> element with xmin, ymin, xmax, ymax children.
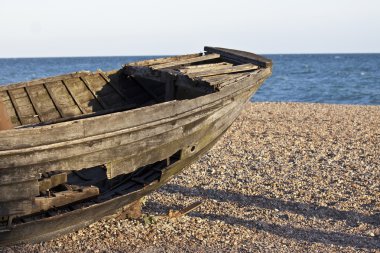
<box><xmin>3</xmin><ymin>102</ymin><xmax>380</xmax><ymax>253</ymax></box>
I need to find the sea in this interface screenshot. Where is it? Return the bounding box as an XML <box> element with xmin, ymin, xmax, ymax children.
<box><xmin>0</xmin><ymin>54</ymin><xmax>379</xmax><ymax>105</ymax></box>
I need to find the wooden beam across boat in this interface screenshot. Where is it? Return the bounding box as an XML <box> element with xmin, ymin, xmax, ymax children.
<box><xmin>187</xmin><ymin>64</ymin><xmax>259</xmax><ymax>78</ymax></box>
<box><xmin>179</xmin><ymin>62</ymin><xmax>233</xmax><ymax>74</ymax></box>
<box><xmin>152</xmin><ymin>53</ymin><xmax>220</xmax><ymax>70</ymax></box>
<box><xmin>126</xmin><ymin>53</ymin><xmax>202</xmax><ymax>67</ymax></box>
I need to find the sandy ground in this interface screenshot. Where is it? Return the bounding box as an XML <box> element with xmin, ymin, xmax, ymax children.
<box><xmin>3</xmin><ymin>102</ymin><xmax>380</xmax><ymax>253</ymax></box>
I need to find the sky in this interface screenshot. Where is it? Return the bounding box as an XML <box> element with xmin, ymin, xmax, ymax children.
<box><xmin>0</xmin><ymin>0</ymin><xmax>379</xmax><ymax>57</ymax></box>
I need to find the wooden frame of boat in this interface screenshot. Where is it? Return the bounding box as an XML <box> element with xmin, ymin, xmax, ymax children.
<box><xmin>0</xmin><ymin>47</ymin><xmax>272</xmax><ymax>245</ymax></box>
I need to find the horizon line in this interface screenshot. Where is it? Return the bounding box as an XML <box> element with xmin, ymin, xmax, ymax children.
<box><xmin>0</xmin><ymin>52</ymin><xmax>380</xmax><ymax>59</ymax></box>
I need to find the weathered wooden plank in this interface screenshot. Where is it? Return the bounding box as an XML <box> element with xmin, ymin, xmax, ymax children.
<box><xmin>7</xmin><ymin>89</ymin><xmax>40</xmax><ymax>125</ymax></box>
<box><xmin>25</xmin><ymin>85</ymin><xmax>61</xmax><ymax>122</ymax></box>
<box><xmin>0</xmin><ymin>180</ymin><xmax>39</xmax><ymax>202</ymax></box>
<box><xmin>62</xmin><ymin>80</ymin><xmax>91</xmax><ymax>114</ymax></box>
<box><xmin>39</xmin><ymin>172</ymin><xmax>67</xmax><ymax>192</ymax></box>
<box><xmin>0</xmin><ymin>71</ymin><xmax>94</xmax><ymax>92</ymax></box>
<box><xmin>187</xmin><ymin>64</ymin><xmax>258</xmax><ymax>78</ymax></box>
<box><xmin>0</xmin><ymin>200</ymin><xmax>32</xmax><ymax>216</ymax></box>
<box><xmin>43</xmin><ymin>83</ymin><xmax>64</xmax><ymax>118</ymax></box>
<box><xmin>45</xmin><ymin>81</ymin><xmax>83</xmax><ymax>117</ymax></box>
<box><xmin>80</xmin><ymin>76</ymin><xmax>108</xmax><ymax>109</ymax></box>
<box><xmin>126</xmin><ymin>53</ymin><xmax>202</xmax><ymax>67</ymax></box>
<box><xmin>202</xmin><ymin>73</ymin><xmax>248</xmax><ymax>86</ymax></box>
<box><xmin>204</xmin><ymin>46</ymin><xmax>272</xmax><ymax>68</ymax></box>
<box><xmin>33</xmin><ymin>186</ymin><xmax>99</xmax><ymax>213</ymax></box>
<box><xmin>217</xmin><ymin>73</ymin><xmax>254</xmax><ymax>90</ymax></box>
<box><xmin>24</xmin><ymin>86</ymin><xmax>43</xmax><ymax>122</ymax></box>
<box><xmin>152</xmin><ymin>54</ymin><xmax>220</xmax><ymax>70</ymax></box>
<box><xmin>179</xmin><ymin>62</ymin><xmax>233</xmax><ymax>74</ymax></box>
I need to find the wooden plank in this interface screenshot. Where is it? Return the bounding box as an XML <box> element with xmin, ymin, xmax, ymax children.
<box><xmin>25</xmin><ymin>85</ymin><xmax>61</xmax><ymax>122</ymax></box>
<box><xmin>43</xmin><ymin>83</ymin><xmax>64</xmax><ymax>118</ymax></box>
<box><xmin>45</xmin><ymin>81</ymin><xmax>83</xmax><ymax>118</ymax></box>
<box><xmin>39</xmin><ymin>172</ymin><xmax>67</xmax><ymax>192</ymax></box>
<box><xmin>24</xmin><ymin>86</ymin><xmax>44</xmax><ymax>122</ymax></box>
<box><xmin>179</xmin><ymin>62</ymin><xmax>233</xmax><ymax>74</ymax></box>
<box><xmin>62</xmin><ymin>80</ymin><xmax>88</xmax><ymax>114</ymax></box>
<box><xmin>0</xmin><ymin>92</ymin><xmax>20</xmax><ymax>126</ymax></box>
<box><xmin>204</xmin><ymin>46</ymin><xmax>272</xmax><ymax>68</ymax></box>
<box><xmin>152</xmin><ymin>53</ymin><xmax>220</xmax><ymax>70</ymax></box>
<box><xmin>0</xmin><ymin>200</ymin><xmax>32</xmax><ymax>216</ymax></box>
<box><xmin>80</xmin><ymin>76</ymin><xmax>108</xmax><ymax>109</ymax></box>
<box><xmin>7</xmin><ymin>89</ymin><xmax>40</xmax><ymax>125</ymax></box>
<box><xmin>187</xmin><ymin>64</ymin><xmax>258</xmax><ymax>78</ymax></box>
<box><xmin>217</xmin><ymin>73</ymin><xmax>254</xmax><ymax>90</ymax></box>
<box><xmin>32</xmin><ymin>186</ymin><xmax>99</xmax><ymax>213</ymax></box>
<box><xmin>126</xmin><ymin>53</ymin><xmax>202</xmax><ymax>67</ymax></box>
<box><xmin>202</xmin><ymin>73</ymin><xmax>248</xmax><ymax>87</ymax></box>
<box><xmin>0</xmin><ymin>180</ymin><xmax>39</xmax><ymax>202</ymax></box>
<box><xmin>0</xmin><ymin>71</ymin><xmax>94</xmax><ymax>92</ymax></box>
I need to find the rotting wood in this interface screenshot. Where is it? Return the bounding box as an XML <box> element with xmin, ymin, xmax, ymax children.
<box><xmin>204</xmin><ymin>46</ymin><xmax>272</xmax><ymax>68</ymax></box>
<box><xmin>61</xmin><ymin>80</ymin><xmax>87</xmax><ymax>114</ymax></box>
<box><xmin>0</xmin><ymin>200</ymin><xmax>32</xmax><ymax>216</ymax></box>
<box><xmin>126</xmin><ymin>53</ymin><xmax>202</xmax><ymax>67</ymax></box>
<box><xmin>0</xmin><ymin>71</ymin><xmax>94</xmax><ymax>93</ymax></box>
<box><xmin>0</xmin><ymin>179</ymin><xmax>39</xmax><ymax>202</ymax></box>
<box><xmin>79</xmin><ymin>77</ymin><xmax>108</xmax><ymax>109</ymax></box>
<box><xmin>24</xmin><ymin>87</ymin><xmax>44</xmax><ymax>122</ymax></box>
<box><xmin>43</xmin><ymin>83</ymin><xmax>64</xmax><ymax>118</ymax></box>
<box><xmin>39</xmin><ymin>172</ymin><xmax>67</xmax><ymax>192</ymax></box>
<box><xmin>32</xmin><ymin>186</ymin><xmax>99</xmax><ymax>213</ymax></box>
<box><xmin>152</xmin><ymin>53</ymin><xmax>220</xmax><ymax>70</ymax></box>
<box><xmin>179</xmin><ymin>62</ymin><xmax>233</xmax><ymax>74</ymax></box>
<box><xmin>187</xmin><ymin>64</ymin><xmax>258</xmax><ymax>78</ymax></box>
<box><xmin>7</xmin><ymin>89</ymin><xmax>39</xmax><ymax>125</ymax></box>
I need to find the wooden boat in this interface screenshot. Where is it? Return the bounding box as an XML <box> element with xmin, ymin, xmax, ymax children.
<box><xmin>0</xmin><ymin>47</ymin><xmax>272</xmax><ymax>245</ymax></box>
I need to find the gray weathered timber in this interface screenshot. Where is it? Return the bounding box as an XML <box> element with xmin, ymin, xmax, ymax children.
<box><xmin>187</xmin><ymin>64</ymin><xmax>259</xmax><ymax>78</ymax></box>
<box><xmin>152</xmin><ymin>53</ymin><xmax>220</xmax><ymax>69</ymax></box>
<box><xmin>204</xmin><ymin>46</ymin><xmax>272</xmax><ymax>68</ymax></box>
<box><xmin>0</xmin><ymin>47</ymin><xmax>272</xmax><ymax>244</ymax></box>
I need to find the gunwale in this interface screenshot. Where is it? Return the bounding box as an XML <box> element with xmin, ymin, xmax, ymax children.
<box><xmin>0</xmin><ymin>68</ymin><xmax>270</xmax><ymax>151</ymax></box>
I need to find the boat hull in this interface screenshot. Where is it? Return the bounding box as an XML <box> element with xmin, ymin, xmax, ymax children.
<box><xmin>0</xmin><ymin>78</ymin><xmax>260</xmax><ymax>245</ymax></box>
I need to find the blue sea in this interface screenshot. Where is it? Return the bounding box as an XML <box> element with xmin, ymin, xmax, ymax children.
<box><xmin>0</xmin><ymin>54</ymin><xmax>379</xmax><ymax>105</ymax></box>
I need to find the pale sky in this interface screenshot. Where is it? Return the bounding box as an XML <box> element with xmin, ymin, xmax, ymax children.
<box><xmin>0</xmin><ymin>0</ymin><xmax>379</xmax><ymax>57</ymax></box>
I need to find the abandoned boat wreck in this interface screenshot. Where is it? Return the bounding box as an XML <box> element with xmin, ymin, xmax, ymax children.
<box><xmin>0</xmin><ymin>47</ymin><xmax>272</xmax><ymax>245</ymax></box>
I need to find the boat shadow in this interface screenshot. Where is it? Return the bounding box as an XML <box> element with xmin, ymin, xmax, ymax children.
<box><xmin>146</xmin><ymin>184</ymin><xmax>380</xmax><ymax>250</ymax></box>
